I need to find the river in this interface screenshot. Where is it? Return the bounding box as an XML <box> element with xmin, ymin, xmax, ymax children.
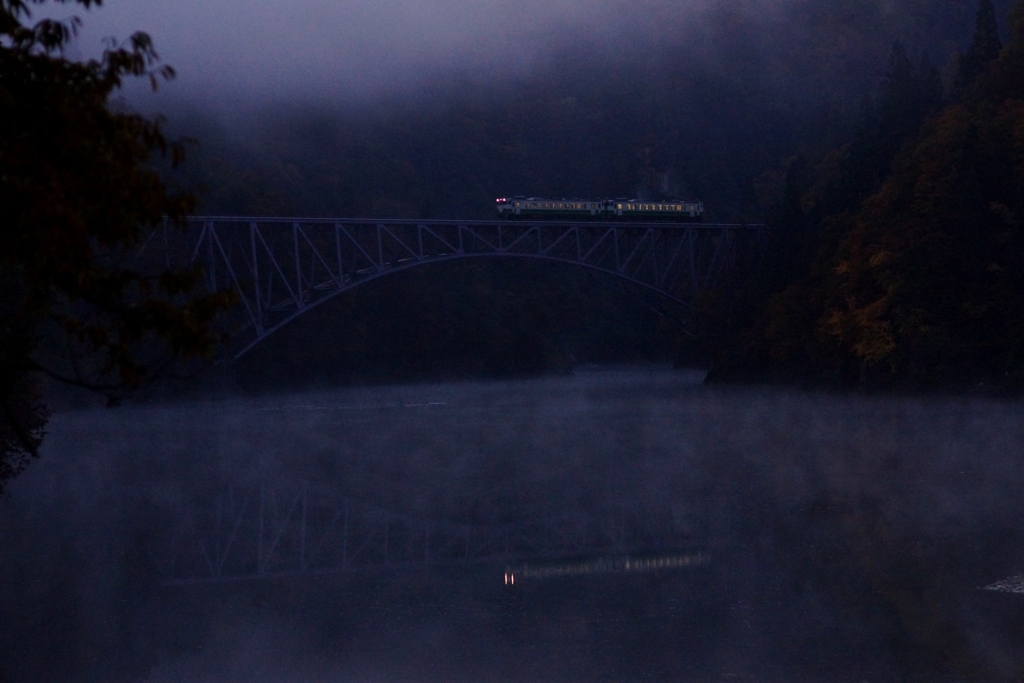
<box><xmin>1</xmin><ymin>367</ymin><xmax>1022</xmax><ymax>682</ymax></box>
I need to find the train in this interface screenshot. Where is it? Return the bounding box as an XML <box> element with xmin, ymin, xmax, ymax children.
<box><xmin>496</xmin><ymin>197</ymin><xmax>704</xmax><ymax>221</ymax></box>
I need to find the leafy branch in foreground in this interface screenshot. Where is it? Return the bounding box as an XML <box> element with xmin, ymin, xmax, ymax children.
<box><xmin>0</xmin><ymin>0</ymin><xmax>232</xmax><ymax>494</ymax></box>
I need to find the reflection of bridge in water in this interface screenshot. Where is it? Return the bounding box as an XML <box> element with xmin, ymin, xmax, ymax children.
<box><xmin>137</xmin><ymin>217</ymin><xmax>765</xmax><ymax>359</ymax></box>
<box><xmin>160</xmin><ymin>482</ymin><xmax>711</xmax><ymax>586</ymax></box>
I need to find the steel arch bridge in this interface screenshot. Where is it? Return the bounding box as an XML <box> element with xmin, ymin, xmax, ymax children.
<box><xmin>139</xmin><ymin>217</ymin><xmax>765</xmax><ymax>359</ymax></box>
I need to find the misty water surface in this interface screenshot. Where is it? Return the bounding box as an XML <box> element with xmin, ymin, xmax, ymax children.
<box><xmin>1</xmin><ymin>367</ymin><xmax>1023</xmax><ymax>681</ymax></box>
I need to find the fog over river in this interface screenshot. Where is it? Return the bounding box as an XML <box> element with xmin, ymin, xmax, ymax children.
<box><xmin>1</xmin><ymin>368</ymin><xmax>1023</xmax><ymax>681</ymax></box>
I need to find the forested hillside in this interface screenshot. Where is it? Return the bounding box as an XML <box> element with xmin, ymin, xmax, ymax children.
<box><xmin>708</xmin><ymin>0</ymin><xmax>1024</xmax><ymax>390</ymax></box>
<box><xmin>157</xmin><ymin>0</ymin><xmax>1023</xmax><ymax>390</ymax></box>
<box><xmin>166</xmin><ymin>0</ymin><xmax>1013</xmax><ymax>222</ymax></box>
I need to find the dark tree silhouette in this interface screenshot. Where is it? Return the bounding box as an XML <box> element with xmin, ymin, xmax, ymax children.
<box><xmin>707</xmin><ymin>0</ymin><xmax>1024</xmax><ymax>388</ymax></box>
<box><xmin>953</xmin><ymin>0</ymin><xmax>1005</xmax><ymax>99</ymax></box>
<box><xmin>0</xmin><ymin>0</ymin><xmax>230</xmax><ymax>494</ymax></box>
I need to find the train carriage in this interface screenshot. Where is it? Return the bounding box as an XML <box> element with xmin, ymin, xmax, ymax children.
<box><xmin>496</xmin><ymin>197</ymin><xmax>703</xmax><ymax>221</ymax></box>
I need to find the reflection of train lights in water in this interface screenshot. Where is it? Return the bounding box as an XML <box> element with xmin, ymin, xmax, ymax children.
<box><xmin>982</xmin><ymin>574</ymin><xmax>1024</xmax><ymax>594</ymax></box>
<box><xmin>504</xmin><ymin>551</ymin><xmax>709</xmax><ymax>584</ymax></box>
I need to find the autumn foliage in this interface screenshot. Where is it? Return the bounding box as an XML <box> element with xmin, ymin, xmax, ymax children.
<box><xmin>714</xmin><ymin>0</ymin><xmax>1024</xmax><ymax>390</ymax></box>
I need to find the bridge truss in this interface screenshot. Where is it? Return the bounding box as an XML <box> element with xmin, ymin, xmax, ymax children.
<box><xmin>159</xmin><ymin>481</ymin><xmax>710</xmax><ymax>585</ymax></box>
<box><xmin>138</xmin><ymin>217</ymin><xmax>765</xmax><ymax>358</ymax></box>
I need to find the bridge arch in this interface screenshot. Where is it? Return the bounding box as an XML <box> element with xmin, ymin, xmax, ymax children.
<box><xmin>146</xmin><ymin>217</ymin><xmax>764</xmax><ymax>359</ymax></box>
